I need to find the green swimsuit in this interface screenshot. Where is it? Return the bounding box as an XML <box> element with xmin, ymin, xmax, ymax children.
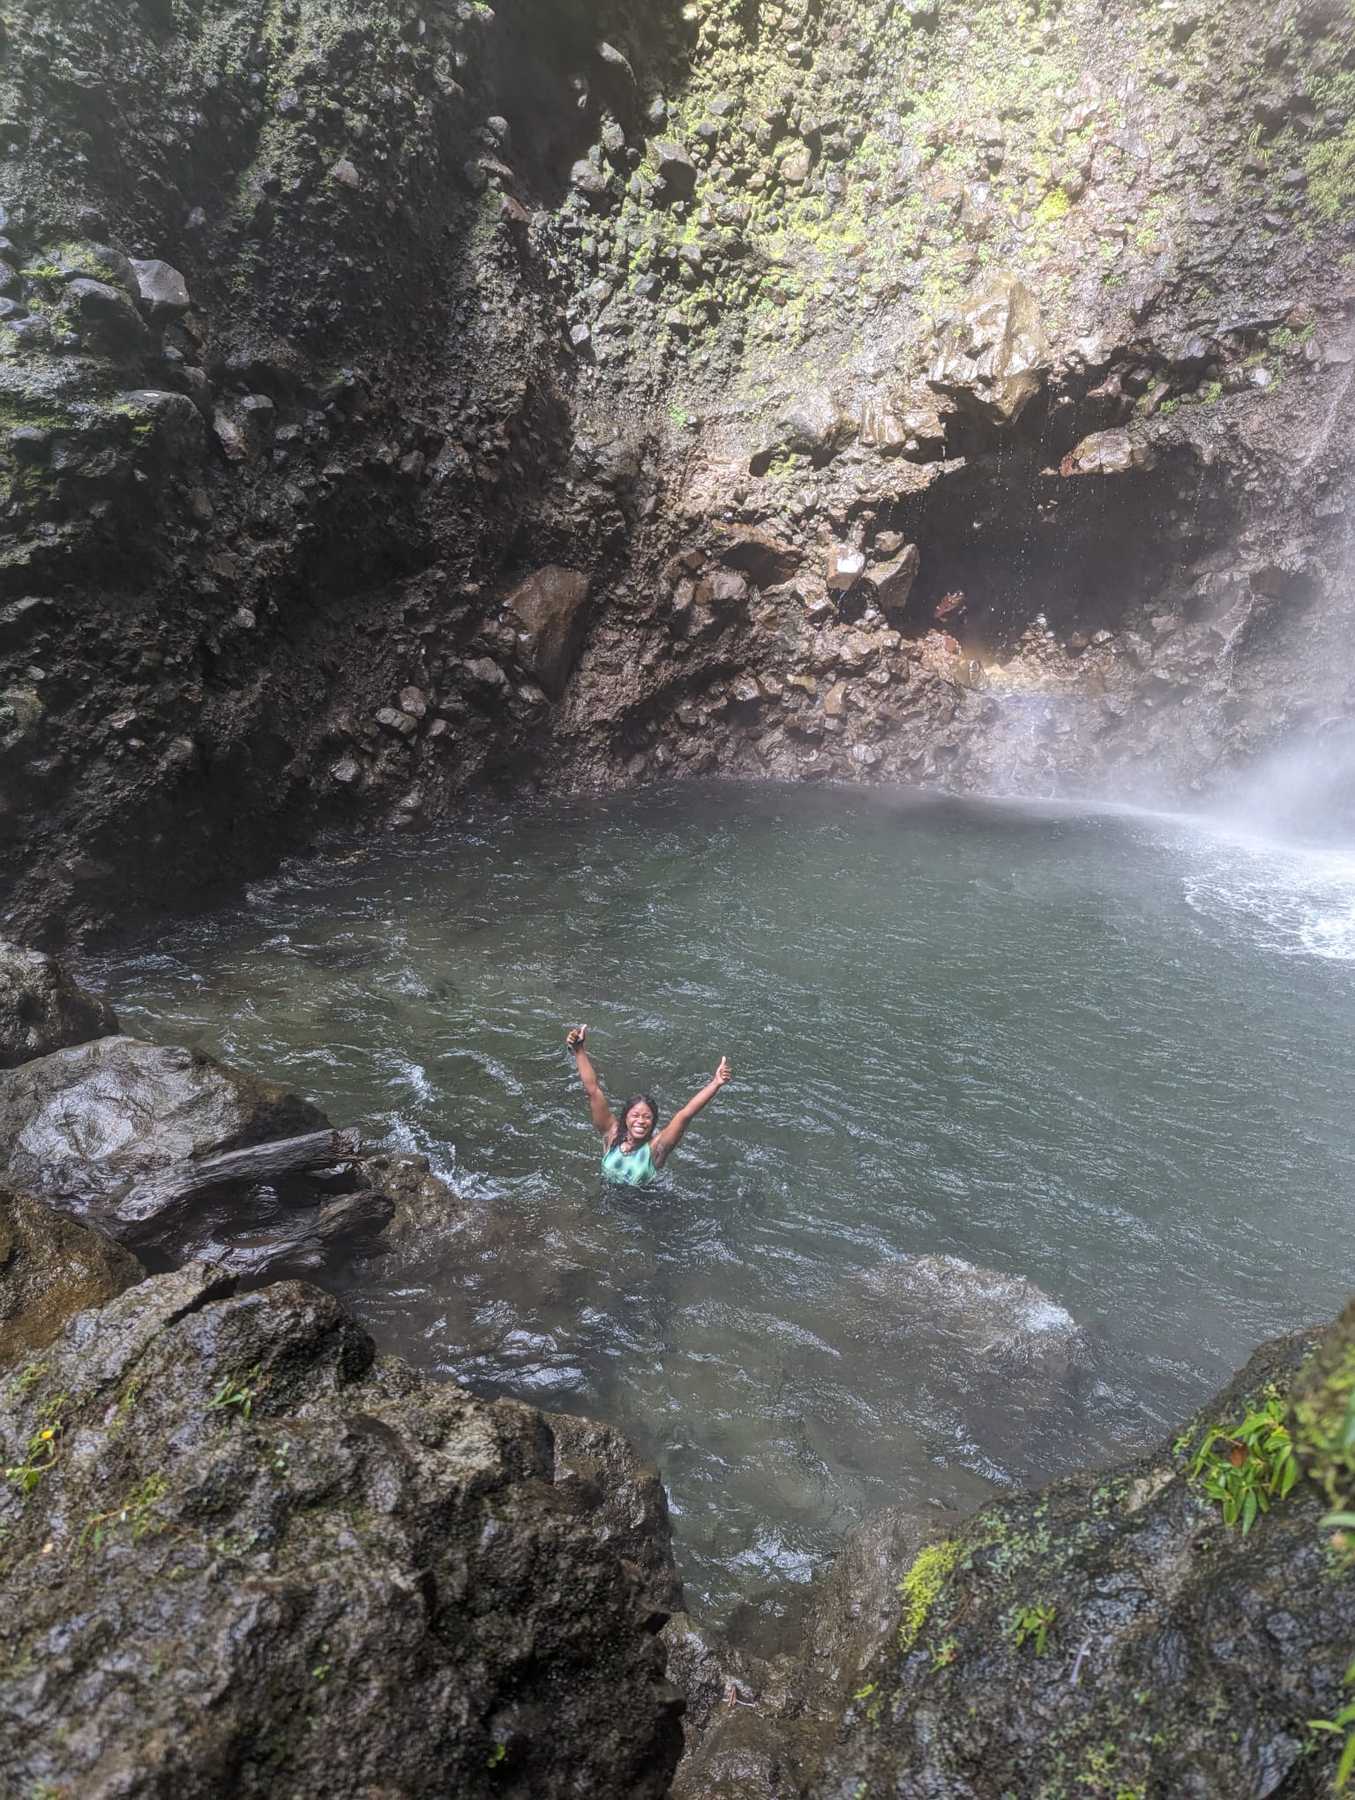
<box><xmin>600</xmin><ymin>1139</ymin><xmax>658</xmax><ymax>1187</ymax></box>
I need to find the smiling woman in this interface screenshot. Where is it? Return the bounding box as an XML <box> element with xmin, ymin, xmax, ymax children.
<box><xmin>567</xmin><ymin>1023</ymin><xmax>732</xmax><ymax>1186</ymax></box>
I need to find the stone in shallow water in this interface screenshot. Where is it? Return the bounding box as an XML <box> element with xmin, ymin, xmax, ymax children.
<box><xmin>0</xmin><ymin>941</ymin><xmax>117</xmax><ymax>1069</ymax></box>
<box><xmin>860</xmin><ymin>1253</ymin><xmax>1092</xmax><ymax>1381</ymax></box>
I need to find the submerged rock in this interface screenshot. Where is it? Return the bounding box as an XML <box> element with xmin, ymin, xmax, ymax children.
<box><xmin>830</xmin><ymin>1254</ymin><xmax>1094</xmax><ymax>1485</ymax></box>
<box><xmin>0</xmin><ymin>942</ymin><xmax>117</xmax><ymax>1069</ymax></box>
<box><xmin>860</xmin><ymin>1253</ymin><xmax>1092</xmax><ymax>1381</ymax></box>
<box><xmin>0</xmin><ymin>1268</ymin><xmax>684</xmax><ymax>1798</ymax></box>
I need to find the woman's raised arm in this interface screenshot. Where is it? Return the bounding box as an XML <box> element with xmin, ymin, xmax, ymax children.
<box><xmin>651</xmin><ymin>1056</ymin><xmax>731</xmax><ymax>1167</ymax></box>
<box><xmin>567</xmin><ymin>1024</ymin><xmax>616</xmax><ymax>1139</ymax></box>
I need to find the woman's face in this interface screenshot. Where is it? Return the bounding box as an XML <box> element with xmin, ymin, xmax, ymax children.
<box><xmin>623</xmin><ymin>1102</ymin><xmax>654</xmax><ymax>1143</ymax></box>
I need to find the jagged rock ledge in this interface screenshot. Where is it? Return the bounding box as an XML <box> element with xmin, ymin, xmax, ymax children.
<box><xmin>0</xmin><ymin>1254</ymin><xmax>685</xmax><ymax>1799</ymax></box>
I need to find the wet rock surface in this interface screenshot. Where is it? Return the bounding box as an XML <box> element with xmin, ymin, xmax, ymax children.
<box><xmin>819</xmin><ymin>1328</ymin><xmax>1354</xmax><ymax>1797</ymax></box>
<box><xmin>0</xmin><ymin>1025</ymin><xmax>424</xmax><ymax>1282</ymax></box>
<box><xmin>0</xmin><ymin>941</ymin><xmax>117</xmax><ymax>1068</ymax></box>
<box><xmin>0</xmin><ymin>1033</ymin><xmax>326</xmax><ymax>1229</ymax></box>
<box><xmin>0</xmin><ymin>1266</ymin><xmax>684</xmax><ymax>1799</ymax></box>
<box><xmin>0</xmin><ymin>1184</ymin><xmax>141</xmax><ymax>1360</ymax></box>
<box><xmin>548</xmin><ymin>1407</ymin><xmax>684</xmax><ymax>1621</ymax></box>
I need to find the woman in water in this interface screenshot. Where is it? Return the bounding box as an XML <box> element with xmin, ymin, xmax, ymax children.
<box><xmin>565</xmin><ymin>1024</ymin><xmax>732</xmax><ymax>1187</ymax></box>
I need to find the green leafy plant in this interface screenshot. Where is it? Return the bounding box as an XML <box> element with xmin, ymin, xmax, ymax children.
<box><xmin>1011</xmin><ymin>1601</ymin><xmax>1056</xmax><ymax>1655</ymax></box>
<box><xmin>8</xmin><ymin>1361</ymin><xmax>48</xmax><ymax>1401</ymax></box>
<box><xmin>1189</xmin><ymin>1394</ymin><xmax>1298</xmax><ymax>1535</ymax></box>
<box><xmin>1309</xmin><ymin>1659</ymin><xmax>1355</xmax><ymax>1792</ymax></box>
<box><xmin>80</xmin><ymin>1474</ymin><xmax>169</xmax><ymax>1552</ymax></box>
<box><xmin>4</xmin><ymin>1395</ymin><xmax>67</xmax><ymax>1493</ymax></box>
<box><xmin>207</xmin><ymin>1366</ymin><xmax>262</xmax><ymax>1421</ymax></box>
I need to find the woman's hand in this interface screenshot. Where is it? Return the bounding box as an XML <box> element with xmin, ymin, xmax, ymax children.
<box><xmin>566</xmin><ymin>1024</ymin><xmax>588</xmax><ymax>1053</ymax></box>
<box><xmin>713</xmin><ymin>1055</ymin><xmax>732</xmax><ymax>1086</ymax></box>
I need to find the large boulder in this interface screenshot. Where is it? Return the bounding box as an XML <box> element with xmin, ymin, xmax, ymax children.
<box><xmin>0</xmin><ymin>941</ymin><xmax>117</xmax><ymax>1069</ymax></box>
<box><xmin>0</xmin><ymin>1035</ymin><xmax>327</xmax><ymax>1237</ymax></box>
<box><xmin>678</xmin><ymin>1320</ymin><xmax>1355</xmax><ymax>1799</ymax></box>
<box><xmin>0</xmin><ymin>1266</ymin><xmax>684</xmax><ymax>1798</ymax></box>
<box><xmin>928</xmin><ymin>276</ymin><xmax>1049</xmax><ymax>427</ymax></box>
<box><xmin>812</xmin><ymin>1323</ymin><xmax>1354</xmax><ymax>1798</ymax></box>
<box><xmin>0</xmin><ymin>1184</ymin><xmax>141</xmax><ymax>1361</ymax></box>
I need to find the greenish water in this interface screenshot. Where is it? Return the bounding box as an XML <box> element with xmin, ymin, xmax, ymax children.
<box><xmin>90</xmin><ymin>782</ymin><xmax>1355</xmax><ymax>1633</ymax></box>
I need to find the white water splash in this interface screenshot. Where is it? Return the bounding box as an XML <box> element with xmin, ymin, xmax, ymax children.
<box><xmin>1181</xmin><ymin>833</ymin><xmax>1355</xmax><ymax>962</ymax></box>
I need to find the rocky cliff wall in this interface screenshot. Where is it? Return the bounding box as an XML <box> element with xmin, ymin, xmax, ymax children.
<box><xmin>2</xmin><ymin>0</ymin><xmax>1353</xmax><ymax>940</ymax></box>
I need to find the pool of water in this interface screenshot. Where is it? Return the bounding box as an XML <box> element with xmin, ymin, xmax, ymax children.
<box><xmin>87</xmin><ymin>782</ymin><xmax>1355</xmax><ymax>1634</ymax></box>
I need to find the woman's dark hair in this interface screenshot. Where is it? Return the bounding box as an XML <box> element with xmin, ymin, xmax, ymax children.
<box><xmin>611</xmin><ymin>1094</ymin><xmax>659</xmax><ymax>1149</ymax></box>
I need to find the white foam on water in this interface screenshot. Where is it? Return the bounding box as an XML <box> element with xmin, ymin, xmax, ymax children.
<box><xmin>1178</xmin><ymin>829</ymin><xmax>1355</xmax><ymax>964</ymax></box>
<box><xmin>1021</xmin><ymin>1298</ymin><xmax>1077</xmax><ymax>1335</ymax></box>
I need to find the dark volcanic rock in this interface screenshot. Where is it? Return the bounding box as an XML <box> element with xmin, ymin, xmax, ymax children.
<box><xmin>0</xmin><ymin>1184</ymin><xmax>141</xmax><ymax>1360</ymax></box>
<box><xmin>130</xmin><ymin>257</ymin><xmax>192</xmax><ymax>323</ymax></box>
<box><xmin>505</xmin><ymin>565</ymin><xmax>592</xmax><ymax>699</ymax></box>
<box><xmin>6</xmin><ymin>0</ymin><xmax>1355</xmax><ymax>937</ymax></box>
<box><xmin>166</xmin><ymin>1188</ymin><xmax>396</xmax><ymax>1281</ymax></box>
<box><xmin>0</xmin><ymin>1266</ymin><xmax>684</xmax><ymax>1798</ymax></box>
<box><xmin>0</xmin><ymin>1035</ymin><xmax>326</xmax><ymax>1230</ymax></box>
<box><xmin>672</xmin><ymin>1320</ymin><xmax>1355</xmax><ymax>1799</ymax></box>
<box><xmin>0</xmin><ymin>941</ymin><xmax>117</xmax><ymax>1068</ymax></box>
<box><xmin>549</xmin><ymin>1408</ymin><xmax>684</xmax><ymax>1622</ymax></box>
<box><xmin>810</xmin><ymin>1323</ymin><xmax>1354</xmax><ymax>1799</ymax></box>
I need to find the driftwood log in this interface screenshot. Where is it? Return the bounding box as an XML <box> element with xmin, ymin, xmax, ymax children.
<box><xmin>114</xmin><ymin>1127</ymin><xmax>364</xmax><ymax>1231</ymax></box>
<box><xmin>188</xmin><ymin>1189</ymin><xmax>395</xmax><ymax>1280</ymax></box>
